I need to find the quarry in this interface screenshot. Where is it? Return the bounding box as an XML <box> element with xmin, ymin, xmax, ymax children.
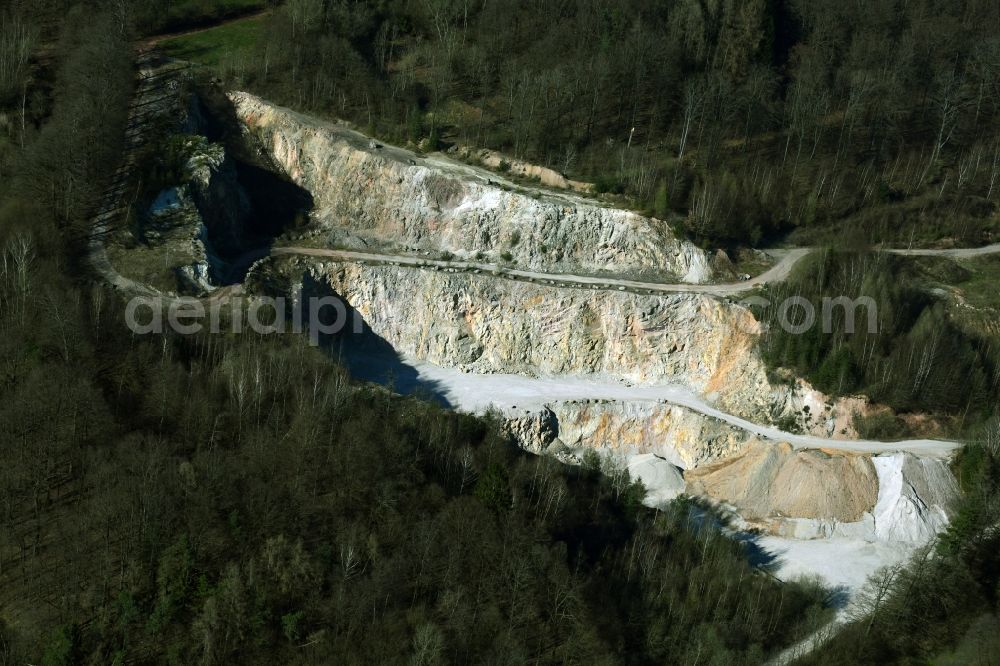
<box><xmin>99</xmin><ymin>62</ymin><xmax>965</xmax><ymax>602</ymax></box>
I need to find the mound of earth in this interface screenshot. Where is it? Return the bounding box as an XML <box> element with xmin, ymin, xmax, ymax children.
<box><xmin>871</xmin><ymin>453</ymin><xmax>960</xmax><ymax>543</ymax></box>
<box><xmin>627</xmin><ymin>454</ymin><xmax>686</xmax><ymax>508</ymax></box>
<box><xmin>686</xmin><ymin>440</ymin><xmax>878</xmax><ymax>522</ymax></box>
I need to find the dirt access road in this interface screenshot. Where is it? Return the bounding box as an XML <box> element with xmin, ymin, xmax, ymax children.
<box><xmin>265</xmin><ymin>241</ymin><xmax>1000</xmax><ymax>298</ymax></box>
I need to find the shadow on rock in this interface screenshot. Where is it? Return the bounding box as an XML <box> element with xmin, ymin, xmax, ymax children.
<box><xmin>298</xmin><ymin>272</ymin><xmax>454</xmax><ymax>408</ymax></box>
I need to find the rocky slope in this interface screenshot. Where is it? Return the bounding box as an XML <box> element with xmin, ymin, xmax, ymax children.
<box><xmin>506</xmin><ymin>400</ymin><xmax>753</xmax><ymax>468</ymax></box>
<box><xmin>104</xmin><ymin>78</ymin><xmax>254</xmax><ymax>295</ymax></box>
<box><xmin>295</xmin><ymin>260</ymin><xmax>776</xmax><ymax>419</ymax></box>
<box><xmin>229</xmin><ymin>91</ymin><xmax>711</xmax><ymax>282</ymax></box>
<box><xmin>221</xmin><ymin>92</ymin><xmax>963</xmax><ymax>590</ymax></box>
<box><xmin>266</xmin><ymin>244</ymin><xmax>959</xmax><ymax>555</ymax></box>
<box><xmin>110</xmin><ymin>132</ymin><xmax>248</xmax><ymax>294</ymax></box>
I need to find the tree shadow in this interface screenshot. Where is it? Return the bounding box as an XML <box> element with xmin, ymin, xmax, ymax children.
<box><xmin>728</xmin><ymin>527</ymin><xmax>852</xmax><ymax>610</ymax></box>
<box><xmin>682</xmin><ymin>497</ymin><xmax>849</xmax><ymax>608</ymax></box>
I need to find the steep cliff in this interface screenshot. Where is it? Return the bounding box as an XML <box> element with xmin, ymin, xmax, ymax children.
<box><xmin>111</xmin><ymin>133</ymin><xmax>249</xmax><ymax>294</ymax></box>
<box><xmin>296</xmin><ymin>260</ymin><xmax>776</xmax><ymax>419</ymax></box>
<box><xmin>229</xmin><ymin>91</ymin><xmax>711</xmax><ymax>282</ymax></box>
<box><xmin>507</xmin><ymin>400</ymin><xmax>753</xmax><ymax>468</ymax></box>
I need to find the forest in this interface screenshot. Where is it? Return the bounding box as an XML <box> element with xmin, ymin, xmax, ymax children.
<box><xmin>150</xmin><ymin>0</ymin><xmax>1000</xmax><ymax>248</ymax></box>
<box><xmin>0</xmin><ymin>4</ymin><xmax>836</xmax><ymax>664</ymax></box>
<box><xmin>3</xmin><ymin>1</ymin><xmax>1000</xmax><ymax>664</ymax></box>
<box><xmin>758</xmin><ymin>250</ymin><xmax>1000</xmax><ymax>436</ymax></box>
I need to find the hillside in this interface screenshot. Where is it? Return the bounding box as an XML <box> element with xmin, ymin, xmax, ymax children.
<box><xmin>3</xmin><ymin>2</ymin><xmax>1000</xmax><ymax>665</ymax></box>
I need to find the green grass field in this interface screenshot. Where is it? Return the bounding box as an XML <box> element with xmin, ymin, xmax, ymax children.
<box><xmin>161</xmin><ymin>14</ymin><xmax>264</xmax><ymax>67</ymax></box>
<box><xmin>161</xmin><ymin>0</ymin><xmax>265</xmax><ymax>27</ymax></box>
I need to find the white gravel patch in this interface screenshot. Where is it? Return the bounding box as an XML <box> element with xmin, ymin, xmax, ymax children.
<box><xmin>627</xmin><ymin>454</ymin><xmax>686</xmax><ymax>507</ymax></box>
<box><xmin>756</xmin><ymin>535</ymin><xmax>915</xmax><ymax>595</ymax></box>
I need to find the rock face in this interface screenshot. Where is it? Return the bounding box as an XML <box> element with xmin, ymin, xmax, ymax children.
<box><xmin>142</xmin><ymin>135</ymin><xmax>250</xmax><ymax>292</ymax></box>
<box><xmin>182</xmin><ymin>135</ymin><xmax>252</xmax><ymax>258</ymax></box>
<box><xmin>301</xmin><ymin>262</ymin><xmax>776</xmax><ymax>419</ymax></box>
<box><xmin>452</xmin><ymin>145</ymin><xmax>594</xmax><ymax>193</ymax></box>
<box><xmin>224</xmin><ymin>90</ymin><xmax>960</xmax><ymax>560</ymax></box>
<box><xmin>269</xmin><ymin>255</ymin><xmax>958</xmax><ymax>550</ymax></box>
<box><xmin>230</xmin><ymin>91</ymin><xmax>711</xmax><ymax>282</ymax></box>
<box><xmin>510</xmin><ymin>400</ymin><xmax>753</xmax><ymax>469</ymax></box>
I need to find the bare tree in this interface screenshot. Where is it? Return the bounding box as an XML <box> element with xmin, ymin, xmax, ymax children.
<box><xmin>920</xmin><ymin>67</ymin><xmax>972</xmax><ymax>187</ymax></box>
<box><xmin>3</xmin><ymin>233</ymin><xmax>34</xmax><ymax>325</ymax></box>
<box><xmin>286</xmin><ymin>0</ymin><xmax>324</xmax><ymax>41</ymax></box>
<box><xmin>421</xmin><ymin>0</ymin><xmax>463</xmax><ymax>61</ymax></box>
<box><xmin>984</xmin><ymin>416</ymin><xmax>1000</xmax><ymax>456</ymax></box>
<box><xmin>849</xmin><ymin>563</ymin><xmax>903</xmax><ymax>636</ymax></box>
<box><xmin>678</xmin><ymin>78</ymin><xmax>704</xmax><ymax>162</ymax></box>
<box><xmin>0</xmin><ymin>10</ymin><xmax>35</xmax><ymax>102</ymax></box>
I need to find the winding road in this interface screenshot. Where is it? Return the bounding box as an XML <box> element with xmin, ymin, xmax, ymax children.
<box><xmin>886</xmin><ymin>243</ymin><xmax>1000</xmax><ymax>258</ymax></box>
<box><xmin>266</xmin><ymin>246</ymin><xmax>813</xmax><ymax>297</ymax></box>
<box><xmin>256</xmin><ymin>239</ymin><xmax>1000</xmax><ymax>299</ymax></box>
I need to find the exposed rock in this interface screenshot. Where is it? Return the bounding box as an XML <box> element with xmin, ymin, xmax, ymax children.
<box><xmin>453</xmin><ymin>145</ymin><xmax>594</xmax><ymax>193</ymax></box>
<box><xmin>144</xmin><ymin>182</ymin><xmax>217</xmax><ymax>292</ymax></box>
<box><xmin>539</xmin><ymin>400</ymin><xmax>752</xmax><ymax>468</ymax></box>
<box><xmin>710</xmin><ymin>249</ymin><xmax>736</xmax><ymax>280</ymax></box>
<box><xmin>301</xmin><ymin>262</ymin><xmax>779</xmax><ymax>420</ymax></box>
<box><xmin>767</xmin><ymin>374</ymin><xmax>866</xmax><ymax>439</ymax></box>
<box><xmin>182</xmin><ymin>135</ymin><xmax>252</xmax><ymax>256</ymax></box>
<box><xmin>230</xmin><ymin>91</ymin><xmax>712</xmax><ymax>282</ymax></box>
<box><xmin>504</xmin><ymin>407</ymin><xmax>559</xmax><ymax>451</ymax></box>
<box><xmin>136</xmin><ymin>132</ymin><xmax>250</xmax><ymax>292</ymax></box>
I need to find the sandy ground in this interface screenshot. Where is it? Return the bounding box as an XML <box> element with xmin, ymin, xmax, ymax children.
<box><xmin>756</xmin><ymin>535</ymin><xmax>911</xmax><ymax>593</ymax></box>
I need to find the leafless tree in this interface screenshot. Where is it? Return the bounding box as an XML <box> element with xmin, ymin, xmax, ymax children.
<box><xmin>0</xmin><ymin>10</ymin><xmax>35</xmax><ymax>102</ymax></box>
<box><xmin>286</xmin><ymin>0</ymin><xmax>324</xmax><ymax>41</ymax></box>
<box><xmin>850</xmin><ymin>563</ymin><xmax>903</xmax><ymax>636</ymax></box>
<box><xmin>3</xmin><ymin>233</ymin><xmax>33</xmax><ymax>325</ymax></box>
<box><xmin>920</xmin><ymin>68</ymin><xmax>972</xmax><ymax>187</ymax></box>
<box><xmin>678</xmin><ymin>78</ymin><xmax>704</xmax><ymax>162</ymax></box>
